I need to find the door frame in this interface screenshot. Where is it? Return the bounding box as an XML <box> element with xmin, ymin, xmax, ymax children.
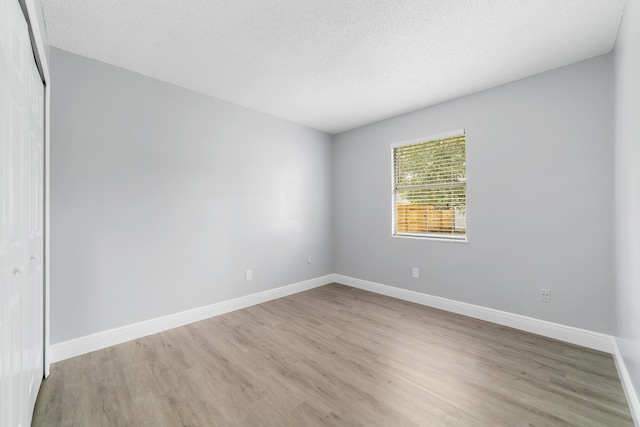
<box><xmin>19</xmin><ymin>0</ymin><xmax>50</xmax><ymax>377</ymax></box>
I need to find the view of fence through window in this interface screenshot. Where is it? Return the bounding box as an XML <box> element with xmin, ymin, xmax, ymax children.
<box><xmin>393</xmin><ymin>132</ymin><xmax>466</xmax><ymax>239</ymax></box>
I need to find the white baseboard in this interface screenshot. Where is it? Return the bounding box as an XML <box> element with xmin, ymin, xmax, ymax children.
<box><xmin>613</xmin><ymin>339</ymin><xmax>640</xmax><ymax>426</ymax></box>
<box><xmin>51</xmin><ymin>273</ymin><xmax>614</xmax><ymax>360</ymax></box>
<box><xmin>51</xmin><ymin>272</ymin><xmax>636</xmax><ymax>421</ymax></box>
<box><xmin>51</xmin><ymin>274</ymin><xmax>334</xmax><ymax>363</ymax></box>
<box><xmin>334</xmin><ymin>274</ymin><xmax>614</xmax><ymax>353</ymax></box>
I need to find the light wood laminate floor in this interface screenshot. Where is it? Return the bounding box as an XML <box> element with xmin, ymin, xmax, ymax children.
<box><xmin>33</xmin><ymin>284</ymin><xmax>633</xmax><ymax>426</ymax></box>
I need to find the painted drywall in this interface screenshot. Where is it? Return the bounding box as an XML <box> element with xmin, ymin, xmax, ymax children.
<box><xmin>615</xmin><ymin>0</ymin><xmax>640</xmax><ymax>410</ymax></box>
<box><xmin>333</xmin><ymin>54</ymin><xmax>615</xmax><ymax>334</ymax></box>
<box><xmin>50</xmin><ymin>48</ymin><xmax>333</xmax><ymax>344</ymax></box>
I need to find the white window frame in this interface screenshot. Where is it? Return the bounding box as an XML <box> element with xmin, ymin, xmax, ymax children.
<box><xmin>391</xmin><ymin>129</ymin><xmax>467</xmax><ymax>242</ymax></box>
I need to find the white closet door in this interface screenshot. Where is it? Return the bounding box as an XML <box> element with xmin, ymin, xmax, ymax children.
<box><xmin>26</xmin><ymin>17</ymin><xmax>45</xmax><ymax>413</ymax></box>
<box><xmin>0</xmin><ymin>0</ymin><xmax>45</xmax><ymax>425</ymax></box>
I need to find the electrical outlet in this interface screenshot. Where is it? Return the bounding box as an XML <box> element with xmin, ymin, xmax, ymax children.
<box><xmin>412</xmin><ymin>267</ymin><xmax>419</xmax><ymax>279</ymax></box>
<box><xmin>245</xmin><ymin>270</ymin><xmax>252</xmax><ymax>281</ymax></box>
<box><xmin>539</xmin><ymin>288</ymin><xmax>551</xmax><ymax>303</ymax></box>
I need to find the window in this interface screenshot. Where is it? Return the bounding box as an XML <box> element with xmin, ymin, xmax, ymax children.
<box><xmin>392</xmin><ymin>131</ymin><xmax>466</xmax><ymax>240</ymax></box>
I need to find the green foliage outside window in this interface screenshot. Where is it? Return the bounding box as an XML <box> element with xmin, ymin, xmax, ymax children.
<box><xmin>394</xmin><ymin>134</ymin><xmax>466</xmax><ymax>211</ymax></box>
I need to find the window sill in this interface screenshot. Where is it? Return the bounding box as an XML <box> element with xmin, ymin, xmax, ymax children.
<box><xmin>392</xmin><ymin>233</ymin><xmax>468</xmax><ymax>243</ymax></box>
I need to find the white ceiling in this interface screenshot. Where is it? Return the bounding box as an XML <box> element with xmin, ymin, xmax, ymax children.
<box><xmin>40</xmin><ymin>0</ymin><xmax>626</xmax><ymax>134</ymax></box>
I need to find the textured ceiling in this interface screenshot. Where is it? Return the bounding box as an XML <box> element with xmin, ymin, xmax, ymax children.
<box><xmin>40</xmin><ymin>0</ymin><xmax>626</xmax><ymax>134</ymax></box>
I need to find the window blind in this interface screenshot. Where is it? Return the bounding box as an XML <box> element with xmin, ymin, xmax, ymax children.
<box><xmin>393</xmin><ymin>132</ymin><xmax>466</xmax><ymax>239</ymax></box>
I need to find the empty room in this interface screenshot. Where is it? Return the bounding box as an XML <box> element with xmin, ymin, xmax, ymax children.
<box><xmin>2</xmin><ymin>0</ymin><xmax>640</xmax><ymax>425</ymax></box>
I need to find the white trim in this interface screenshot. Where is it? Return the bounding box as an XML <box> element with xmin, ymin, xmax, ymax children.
<box><xmin>390</xmin><ymin>130</ymin><xmax>468</xmax><ymax>242</ymax></box>
<box><xmin>392</xmin><ymin>233</ymin><xmax>468</xmax><ymax>243</ymax></box>
<box><xmin>50</xmin><ymin>275</ymin><xmax>334</xmax><ymax>363</ymax></box>
<box><xmin>50</xmin><ymin>272</ymin><xmax>619</xmax><ymax>371</ymax></box>
<box><xmin>43</xmin><ymin>71</ymin><xmax>50</xmax><ymax>378</ymax></box>
<box><xmin>334</xmin><ymin>274</ymin><xmax>613</xmax><ymax>353</ymax></box>
<box><xmin>613</xmin><ymin>338</ymin><xmax>640</xmax><ymax>426</ymax></box>
<box><xmin>48</xmin><ymin>272</ymin><xmax>637</xmax><ymax>421</ymax></box>
<box><xmin>23</xmin><ymin>0</ymin><xmax>51</xmax><ymax>378</ymax></box>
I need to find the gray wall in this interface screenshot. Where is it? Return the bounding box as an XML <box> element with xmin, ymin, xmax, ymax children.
<box><xmin>50</xmin><ymin>48</ymin><xmax>333</xmax><ymax>344</ymax></box>
<box><xmin>615</xmin><ymin>0</ymin><xmax>640</xmax><ymax>409</ymax></box>
<box><xmin>333</xmin><ymin>54</ymin><xmax>615</xmax><ymax>334</ymax></box>
<box><xmin>50</xmin><ymin>44</ymin><xmax>619</xmax><ymax>346</ymax></box>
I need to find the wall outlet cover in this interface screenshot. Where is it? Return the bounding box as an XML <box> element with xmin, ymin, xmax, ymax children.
<box><xmin>539</xmin><ymin>288</ymin><xmax>551</xmax><ymax>303</ymax></box>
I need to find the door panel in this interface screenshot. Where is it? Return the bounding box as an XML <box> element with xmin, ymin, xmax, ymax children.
<box><xmin>26</xmin><ymin>41</ymin><xmax>44</xmax><ymax>410</ymax></box>
<box><xmin>0</xmin><ymin>0</ymin><xmax>45</xmax><ymax>425</ymax></box>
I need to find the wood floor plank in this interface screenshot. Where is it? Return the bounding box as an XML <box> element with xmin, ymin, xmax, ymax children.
<box><xmin>33</xmin><ymin>284</ymin><xmax>633</xmax><ymax>426</ymax></box>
